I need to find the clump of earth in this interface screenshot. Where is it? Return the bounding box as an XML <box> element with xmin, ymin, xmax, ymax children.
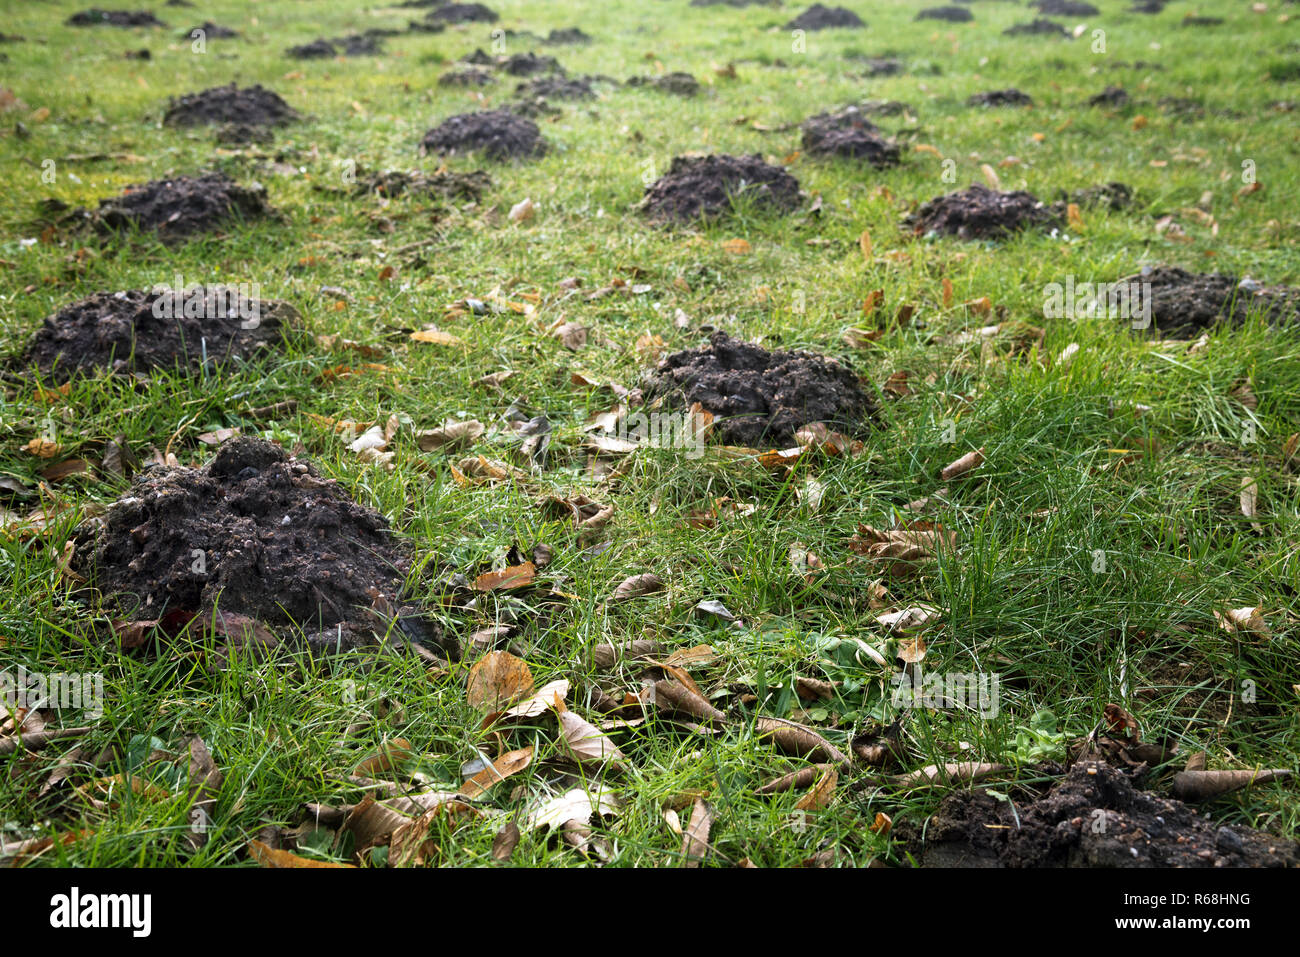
<box><xmin>897</xmin><ymin>761</ymin><xmax>1299</xmax><ymax>867</ymax></box>
<box><xmin>187</xmin><ymin>21</ymin><xmax>238</xmax><ymax>38</ymax></box>
<box><xmin>644</xmin><ymin>331</ymin><xmax>876</xmax><ymax>448</ymax></box>
<box><xmin>1033</xmin><ymin>0</ymin><xmax>1099</xmax><ymax>14</ymax></box>
<box><xmin>501</xmin><ymin>52</ymin><xmax>563</xmax><ymax>76</ymax></box>
<box><xmin>968</xmin><ymin>88</ymin><xmax>1034</xmax><ymax>107</ymax></box>
<box><xmin>545</xmin><ymin>27</ymin><xmax>591</xmax><ymax>44</ymax></box>
<box><xmin>916</xmin><ymin>6</ymin><xmax>974</xmax><ymax>22</ymax></box>
<box><xmin>516</xmin><ymin>76</ymin><xmax>595</xmax><ymax>100</ymax></box>
<box><xmin>1122</xmin><ymin>266</ymin><xmax>1300</xmax><ymax>338</ymax></box>
<box><xmin>1087</xmin><ymin>85</ymin><xmax>1129</xmax><ymax>107</ymax></box>
<box><xmin>288</xmin><ymin>34</ymin><xmax>383</xmax><ymax>58</ymax></box>
<box><xmin>163</xmin><ymin>83</ymin><xmax>298</xmax><ymax>129</ymax></box>
<box><xmin>69</xmin><ymin>437</ymin><xmax>454</xmax><ymax>658</ymax></box>
<box><xmin>1003</xmin><ymin>19</ymin><xmax>1067</xmax><ymax>36</ymax></box>
<box><xmin>439</xmin><ymin>67</ymin><xmax>496</xmax><ymax>87</ymax></box>
<box><xmin>419</xmin><ymin>109</ymin><xmax>546</xmax><ymax>160</ymax></box>
<box><xmin>906</xmin><ymin>184</ymin><xmax>1062</xmax><ymax>240</ymax></box>
<box><xmin>626</xmin><ymin>72</ymin><xmax>700</xmax><ymax>96</ymax></box>
<box><xmin>16</xmin><ymin>286</ymin><xmax>300</xmax><ymax>382</ymax></box>
<box><xmin>428</xmin><ymin>2</ymin><xmax>498</xmax><ymax>23</ymax></box>
<box><xmin>641</xmin><ymin>153</ymin><xmax>802</xmax><ymax>225</ymax></box>
<box><xmin>852</xmin><ymin>56</ymin><xmax>904</xmax><ymax>76</ymax></box>
<box><xmin>86</xmin><ymin>172</ymin><xmax>274</xmax><ymax>241</ymax></box>
<box><xmin>784</xmin><ymin>5</ymin><xmax>865</xmax><ymax>30</ymax></box>
<box><xmin>67</xmin><ymin>9</ymin><xmax>167</xmax><ymax>27</ymax></box>
<box><xmin>801</xmin><ymin>107</ymin><xmax>901</xmax><ymax>167</ymax></box>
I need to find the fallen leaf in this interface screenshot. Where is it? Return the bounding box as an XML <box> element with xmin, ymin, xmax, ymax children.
<box><xmin>459</xmin><ymin>746</ymin><xmax>534</xmax><ymax>799</ymax></box>
<box><xmin>611</xmin><ymin>572</ymin><xmax>665</xmax><ymax>601</ymax></box>
<box><xmin>793</xmin><ymin>765</ymin><xmax>838</xmax><ymax>811</ymax></box>
<box><xmin>680</xmin><ymin>798</ymin><xmax>713</xmax><ymax>867</ymax></box>
<box><xmin>473</xmin><ymin>562</ymin><xmax>537</xmax><ymax>592</ymax></box>
<box><xmin>467</xmin><ymin>651</ymin><xmax>535</xmax><ymax>711</ymax></box>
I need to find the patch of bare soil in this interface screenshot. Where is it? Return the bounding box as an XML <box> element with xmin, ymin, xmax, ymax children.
<box><xmin>1004</xmin><ymin>19</ymin><xmax>1067</xmax><ymax>36</ymax></box>
<box><xmin>1123</xmin><ymin>266</ymin><xmax>1300</xmax><ymax>338</ymax></box>
<box><xmin>162</xmin><ymin>83</ymin><xmax>298</xmax><ymax>128</ymax></box>
<box><xmin>439</xmin><ymin>67</ymin><xmax>496</xmax><ymax>87</ymax></box>
<box><xmin>545</xmin><ymin>28</ymin><xmax>591</xmax><ymax>44</ymax></box>
<box><xmin>69</xmin><ymin>437</ymin><xmax>455</xmax><ymax>658</ymax></box>
<box><xmin>906</xmin><ymin>184</ymin><xmax>1061</xmax><ymax>240</ymax></box>
<box><xmin>626</xmin><ymin>72</ymin><xmax>700</xmax><ymax>95</ymax></box>
<box><xmin>898</xmin><ymin>761</ymin><xmax>1299</xmax><ymax>867</ymax></box>
<box><xmin>916</xmin><ymin>6</ymin><xmax>974</xmax><ymax>22</ymax></box>
<box><xmin>16</xmin><ymin>286</ymin><xmax>299</xmax><ymax>382</ymax></box>
<box><xmin>1033</xmin><ymin>0</ymin><xmax>1099</xmax><ymax>14</ymax></box>
<box><xmin>1087</xmin><ymin>85</ymin><xmax>1129</xmax><ymax>107</ymax></box>
<box><xmin>801</xmin><ymin>107</ymin><xmax>901</xmax><ymax>167</ymax></box>
<box><xmin>641</xmin><ymin>153</ymin><xmax>801</xmax><ymax>225</ymax></box>
<box><xmin>419</xmin><ymin>109</ymin><xmax>546</xmax><ymax>160</ymax></box>
<box><xmin>500</xmin><ymin>52</ymin><xmax>563</xmax><ymax>76</ymax></box>
<box><xmin>968</xmin><ymin>88</ymin><xmax>1034</xmax><ymax>107</ymax></box>
<box><xmin>187</xmin><ymin>21</ymin><xmax>238</xmax><ymax>38</ymax></box>
<box><xmin>67</xmin><ymin>9</ymin><xmax>167</xmax><ymax>27</ymax></box>
<box><xmin>785</xmin><ymin>5</ymin><xmax>865</xmax><ymax>30</ymax></box>
<box><xmin>644</xmin><ymin>331</ymin><xmax>876</xmax><ymax>448</ymax></box>
<box><xmin>428</xmin><ymin>2</ymin><xmax>498</xmax><ymax>23</ymax></box>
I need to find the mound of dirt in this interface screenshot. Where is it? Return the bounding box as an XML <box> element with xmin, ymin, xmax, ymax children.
<box><xmin>18</xmin><ymin>286</ymin><xmax>300</xmax><ymax>382</ymax></box>
<box><xmin>641</xmin><ymin>153</ymin><xmax>801</xmax><ymax>225</ymax></box>
<box><xmin>645</xmin><ymin>332</ymin><xmax>876</xmax><ymax>448</ymax></box>
<box><xmin>785</xmin><ymin>5</ymin><xmax>865</xmax><ymax>30</ymax></box>
<box><xmin>429</xmin><ymin>2</ymin><xmax>498</xmax><ymax>23</ymax></box>
<box><xmin>854</xmin><ymin>56</ymin><xmax>904</xmax><ymax>76</ymax></box>
<box><xmin>898</xmin><ymin>761</ymin><xmax>1299</xmax><ymax>867</ymax></box>
<box><xmin>516</xmin><ymin>76</ymin><xmax>595</xmax><ymax>100</ymax></box>
<box><xmin>906</xmin><ymin>184</ymin><xmax>1062</xmax><ymax>240</ymax></box>
<box><xmin>916</xmin><ymin>6</ymin><xmax>974</xmax><ymax>22</ymax></box>
<box><xmin>439</xmin><ymin>67</ymin><xmax>496</xmax><ymax>87</ymax></box>
<box><xmin>419</xmin><ymin>109</ymin><xmax>546</xmax><ymax>160</ymax></box>
<box><xmin>545</xmin><ymin>28</ymin><xmax>592</xmax><ymax>44</ymax></box>
<box><xmin>500</xmin><ymin>52</ymin><xmax>562</xmax><ymax>76</ymax></box>
<box><xmin>349</xmin><ymin>169</ymin><xmax>490</xmax><ymax>201</ymax></box>
<box><xmin>968</xmin><ymin>88</ymin><xmax>1034</xmax><ymax>107</ymax></box>
<box><xmin>287</xmin><ymin>39</ymin><xmax>335</xmax><ymax>59</ymax></box>
<box><xmin>626</xmin><ymin>72</ymin><xmax>700</xmax><ymax>95</ymax></box>
<box><xmin>1033</xmin><ymin>0</ymin><xmax>1099</xmax><ymax>14</ymax></box>
<box><xmin>1130</xmin><ymin>0</ymin><xmax>1165</xmax><ymax>11</ymax></box>
<box><xmin>1124</xmin><ymin>266</ymin><xmax>1300</xmax><ymax>337</ymax></box>
<box><xmin>801</xmin><ymin>107</ymin><xmax>901</xmax><ymax>167</ymax></box>
<box><xmin>187</xmin><ymin>21</ymin><xmax>238</xmax><ymax>38</ymax></box>
<box><xmin>69</xmin><ymin>437</ymin><xmax>452</xmax><ymax>657</ymax></box>
<box><xmin>1003</xmin><ymin>19</ymin><xmax>1067</xmax><ymax>36</ymax></box>
<box><xmin>67</xmin><ymin>9</ymin><xmax>167</xmax><ymax>27</ymax></box>
<box><xmin>1087</xmin><ymin>85</ymin><xmax>1129</xmax><ymax>107</ymax></box>
<box><xmin>163</xmin><ymin>83</ymin><xmax>298</xmax><ymax>128</ymax></box>
<box><xmin>82</xmin><ymin>172</ymin><xmax>274</xmax><ymax>241</ymax></box>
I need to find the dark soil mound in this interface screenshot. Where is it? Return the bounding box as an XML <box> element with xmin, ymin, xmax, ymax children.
<box><xmin>546</xmin><ymin>28</ymin><xmax>592</xmax><ymax>43</ymax></box>
<box><xmin>501</xmin><ymin>52</ymin><xmax>563</xmax><ymax>76</ymax></box>
<box><xmin>1125</xmin><ymin>266</ymin><xmax>1300</xmax><ymax>337</ymax></box>
<box><xmin>1087</xmin><ymin>85</ymin><xmax>1129</xmax><ymax>107</ymax></box>
<box><xmin>350</xmin><ymin>169</ymin><xmax>490</xmax><ymax>201</ymax></box>
<box><xmin>1003</xmin><ymin>19</ymin><xmax>1067</xmax><ymax>36</ymax></box>
<box><xmin>801</xmin><ymin>107</ymin><xmax>901</xmax><ymax>167</ymax></box>
<box><xmin>18</xmin><ymin>287</ymin><xmax>299</xmax><ymax>382</ymax></box>
<box><xmin>907</xmin><ymin>184</ymin><xmax>1062</xmax><ymax>240</ymax></box>
<box><xmin>1130</xmin><ymin>0</ymin><xmax>1166</xmax><ymax>11</ymax></box>
<box><xmin>642</xmin><ymin>153</ymin><xmax>801</xmax><ymax>225</ymax></box>
<box><xmin>855</xmin><ymin>56</ymin><xmax>904</xmax><ymax>76</ymax></box>
<box><xmin>84</xmin><ymin>172</ymin><xmax>274</xmax><ymax>241</ymax></box>
<box><xmin>287</xmin><ymin>38</ymin><xmax>335</xmax><ymax>59</ymax></box>
<box><xmin>187</xmin><ymin>21</ymin><xmax>238</xmax><ymax>38</ymax></box>
<box><xmin>67</xmin><ymin>9</ymin><xmax>166</xmax><ymax>27</ymax></box>
<box><xmin>420</xmin><ymin>109</ymin><xmax>546</xmax><ymax>160</ymax></box>
<box><xmin>645</xmin><ymin>332</ymin><xmax>876</xmax><ymax>448</ymax></box>
<box><xmin>626</xmin><ymin>72</ymin><xmax>700</xmax><ymax>95</ymax></box>
<box><xmin>163</xmin><ymin>83</ymin><xmax>298</xmax><ymax>128</ymax></box>
<box><xmin>429</xmin><ymin>3</ymin><xmax>498</xmax><ymax>23</ymax></box>
<box><xmin>785</xmin><ymin>5</ymin><xmax>865</xmax><ymax>30</ymax></box>
<box><xmin>69</xmin><ymin>437</ymin><xmax>451</xmax><ymax>656</ymax></box>
<box><xmin>968</xmin><ymin>88</ymin><xmax>1034</xmax><ymax>107</ymax></box>
<box><xmin>898</xmin><ymin>762</ymin><xmax>1299</xmax><ymax>867</ymax></box>
<box><xmin>916</xmin><ymin>6</ymin><xmax>974</xmax><ymax>22</ymax></box>
<box><xmin>439</xmin><ymin>67</ymin><xmax>496</xmax><ymax>87</ymax></box>
<box><xmin>516</xmin><ymin>76</ymin><xmax>595</xmax><ymax>100</ymax></box>
<box><xmin>1033</xmin><ymin>0</ymin><xmax>1099</xmax><ymax>14</ymax></box>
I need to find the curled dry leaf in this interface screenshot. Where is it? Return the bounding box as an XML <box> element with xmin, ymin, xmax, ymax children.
<box><xmin>611</xmin><ymin>572</ymin><xmax>665</xmax><ymax>601</ymax></box>
<box><xmin>491</xmin><ymin>820</ymin><xmax>521</xmax><ymax>862</ymax></box>
<box><xmin>525</xmin><ymin>787</ymin><xmax>620</xmax><ymax>833</ymax></box>
<box><xmin>891</xmin><ymin>762</ymin><xmax>1006</xmax><ymax>788</ymax></box>
<box><xmin>1215</xmin><ymin>605</ymin><xmax>1270</xmax><ymax>638</ymax></box>
<box><xmin>410</xmin><ymin>328</ymin><xmax>465</xmax><ymax>346</ymax></box>
<box><xmin>755</xmin><ymin>717</ymin><xmax>849</xmax><ymax>765</ymax></box>
<box><xmin>755</xmin><ymin>763</ymin><xmax>835</xmax><ymax>796</ymax></box>
<box><xmin>501</xmin><ymin>678</ymin><xmax>570</xmax><ymax>719</ymax></box>
<box><xmin>248</xmin><ymin>839</ymin><xmax>354</xmax><ymax>868</ymax></box>
<box><xmin>557</xmin><ymin>709</ymin><xmax>627</xmax><ymax>771</ymax></box>
<box><xmin>473</xmin><ymin>562</ymin><xmax>537</xmax><ymax>592</ymax></box>
<box><xmin>354</xmin><ymin>738</ymin><xmax>412</xmax><ymax>777</ymax></box>
<box><xmin>793</xmin><ymin>765</ymin><xmax>838</xmax><ymax>812</ymax></box>
<box><xmin>590</xmin><ymin>639</ymin><xmax>661</xmax><ymax>669</ymax></box>
<box><xmin>939</xmin><ymin>446</ymin><xmax>985</xmax><ymax>481</ymax></box>
<box><xmin>1171</xmin><ymin>768</ymin><xmax>1292</xmax><ymax>801</ymax></box>
<box><xmin>459</xmin><ymin>746</ymin><xmax>534</xmax><ymax>799</ymax></box>
<box><xmin>416</xmin><ymin>419</ymin><xmax>484</xmax><ymax>452</ymax></box>
<box><xmin>341</xmin><ymin>795</ymin><xmax>413</xmax><ymax>855</ymax></box>
<box><xmin>654</xmin><ymin>679</ymin><xmax>726</xmax><ymax>723</ymax></box>
<box><xmin>466</xmin><ymin>651</ymin><xmax>535</xmax><ymax>711</ymax></box>
<box><xmin>680</xmin><ymin>798</ymin><xmax>714</xmax><ymax>867</ymax></box>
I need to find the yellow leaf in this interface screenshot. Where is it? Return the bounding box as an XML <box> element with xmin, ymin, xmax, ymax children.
<box><xmin>721</xmin><ymin>238</ymin><xmax>751</xmax><ymax>255</ymax></box>
<box><xmin>410</xmin><ymin>329</ymin><xmax>464</xmax><ymax>346</ymax></box>
<box><xmin>858</xmin><ymin>229</ymin><xmax>873</xmax><ymax>261</ymax></box>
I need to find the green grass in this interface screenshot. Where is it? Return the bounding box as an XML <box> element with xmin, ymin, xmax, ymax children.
<box><xmin>1</xmin><ymin>0</ymin><xmax>1298</xmax><ymax>867</ymax></box>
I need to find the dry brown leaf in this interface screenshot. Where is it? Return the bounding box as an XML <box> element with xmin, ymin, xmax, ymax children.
<box><xmin>466</xmin><ymin>651</ymin><xmax>535</xmax><ymax>711</ymax></box>
<box><xmin>558</xmin><ymin>710</ymin><xmax>627</xmax><ymax>770</ymax></box>
<box><xmin>500</xmin><ymin>678</ymin><xmax>570</xmax><ymax>719</ymax></box>
<box><xmin>248</xmin><ymin>839</ymin><xmax>354</xmax><ymax>868</ymax></box>
<box><xmin>491</xmin><ymin>820</ymin><xmax>521</xmax><ymax>861</ymax></box>
<box><xmin>409</xmin><ymin>328</ymin><xmax>464</xmax><ymax>346</ymax></box>
<box><xmin>654</xmin><ymin>679</ymin><xmax>726</xmax><ymax>723</ymax></box>
<box><xmin>416</xmin><ymin>419</ymin><xmax>484</xmax><ymax>452</ymax></box>
<box><xmin>354</xmin><ymin>738</ymin><xmax>412</xmax><ymax>777</ymax></box>
<box><xmin>591</xmin><ymin>639</ymin><xmax>661</xmax><ymax>669</ymax></box>
<box><xmin>858</xmin><ymin>229</ymin><xmax>873</xmax><ymax>261</ymax></box>
<box><xmin>680</xmin><ymin>798</ymin><xmax>713</xmax><ymax>867</ymax></box>
<box><xmin>610</xmin><ymin>572</ymin><xmax>665</xmax><ymax>601</ymax></box>
<box><xmin>755</xmin><ymin>717</ymin><xmax>849</xmax><ymax>765</ymax></box>
<box><xmin>939</xmin><ymin>446</ymin><xmax>985</xmax><ymax>481</ymax></box>
<box><xmin>459</xmin><ymin>746</ymin><xmax>534</xmax><ymax>799</ymax></box>
<box><xmin>473</xmin><ymin>562</ymin><xmax>537</xmax><ymax>592</ymax></box>
<box><xmin>755</xmin><ymin>763</ymin><xmax>834</xmax><ymax>795</ymax></box>
<box><xmin>793</xmin><ymin>765</ymin><xmax>838</xmax><ymax>811</ymax></box>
